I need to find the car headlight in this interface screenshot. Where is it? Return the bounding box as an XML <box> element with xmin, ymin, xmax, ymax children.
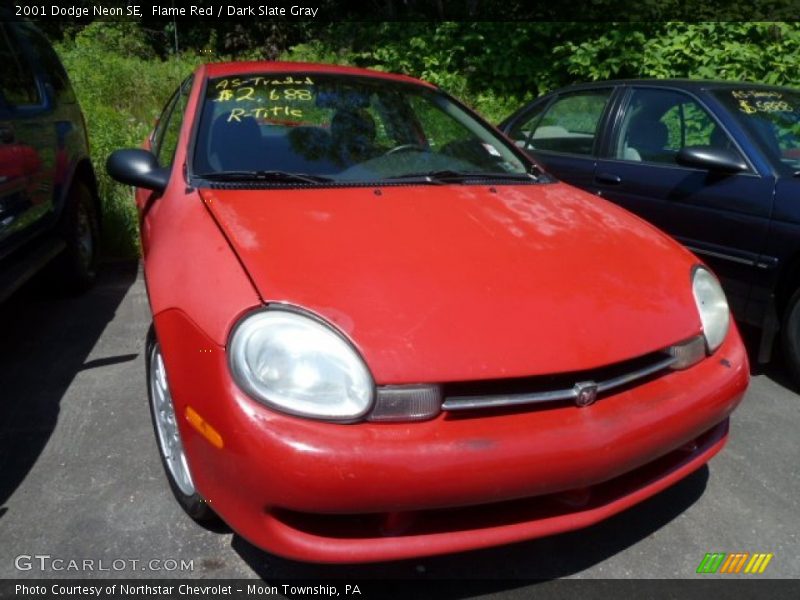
<box><xmin>229</xmin><ymin>307</ymin><xmax>374</xmax><ymax>421</ymax></box>
<box><xmin>692</xmin><ymin>266</ymin><xmax>730</xmax><ymax>352</ymax></box>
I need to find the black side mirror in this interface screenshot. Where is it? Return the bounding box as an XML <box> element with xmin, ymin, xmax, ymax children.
<box><xmin>676</xmin><ymin>146</ymin><xmax>748</xmax><ymax>174</ymax></box>
<box><xmin>106</xmin><ymin>149</ymin><xmax>169</xmax><ymax>192</ymax></box>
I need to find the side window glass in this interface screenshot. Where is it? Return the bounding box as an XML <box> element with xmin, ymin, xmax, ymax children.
<box><xmin>508</xmin><ymin>102</ymin><xmax>549</xmax><ymax>150</ymax></box>
<box><xmin>520</xmin><ymin>90</ymin><xmax>613</xmax><ymax>156</ymax></box>
<box><xmin>157</xmin><ymin>91</ymin><xmax>189</xmax><ymax>166</ymax></box>
<box><xmin>152</xmin><ymin>78</ymin><xmax>191</xmax><ymax>166</ymax></box>
<box><xmin>617</xmin><ymin>89</ymin><xmax>738</xmax><ymax>164</ymax></box>
<box><xmin>15</xmin><ymin>23</ymin><xmax>73</xmax><ymax>103</ymax></box>
<box><xmin>151</xmin><ymin>90</ymin><xmax>180</xmax><ymax>156</ymax></box>
<box><xmin>0</xmin><ymin>25</ymin><xmax>41</xmax><ymax>109</ymax></box>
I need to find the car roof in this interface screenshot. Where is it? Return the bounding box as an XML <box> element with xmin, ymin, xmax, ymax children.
<box><xmin>201</xmin><ymin>61</ymin><xmax>435</xmax><ymax>88</ymax></box>
<box><xmin>553</xmin><ymin>78</ymin><xmax>798</xmax><ymax>93</ymax></box>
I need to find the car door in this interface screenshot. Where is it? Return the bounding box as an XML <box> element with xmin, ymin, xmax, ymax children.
<box><xmin>592</xmin><ymin>86</ymin><xmax>774</xmax><ymax>319</ymax></box>
<box><xmin>0</xmin><ymin>23</ymin><xmax>56</xmax><ymax>255</ymax></box>
<box><xmin>504</xmin><ymin>88</ymin><xmax>618</xmax><ymax>192</ymax></box>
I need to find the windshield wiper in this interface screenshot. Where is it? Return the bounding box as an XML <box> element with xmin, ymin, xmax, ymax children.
<box><xmin>383</xmin><ymin>169</ymin><xmax>540</xmax><ymax>184</ymax></box>
<box><xmin>196</xmin><ymin>170</ymin><xmax>334</xmax><ymax>184</ymax></box>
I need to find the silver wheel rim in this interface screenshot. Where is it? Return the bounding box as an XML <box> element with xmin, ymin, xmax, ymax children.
<box><xmin>149</xmin><ymin>343</ymin><xmax>196</xmax><ymax>496</ymax></box>
<box><xmin>76</xmin><ymin>202</ymin><xmax>93</xmax><ymax>267</ymax></box>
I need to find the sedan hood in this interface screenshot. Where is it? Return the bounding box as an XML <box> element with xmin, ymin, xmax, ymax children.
<box><xmin>201</xmin><ymin>182</ymin><xmax>702</xmax><ymax>384</ymax></box>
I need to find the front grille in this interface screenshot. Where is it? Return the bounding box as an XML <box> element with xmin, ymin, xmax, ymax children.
<box><xmin>441</xmin><ymin>349</ymin><xmax>677</xmax><ymax>412</ymax></box>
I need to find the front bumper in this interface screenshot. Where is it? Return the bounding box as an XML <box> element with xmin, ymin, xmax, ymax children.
<box><xmin>155</xmin><ymin>308</ymin><xmax>749</xmax><ymax>563</ymax></box>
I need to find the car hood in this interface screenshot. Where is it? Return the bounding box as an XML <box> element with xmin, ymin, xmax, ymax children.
<box><xmin>200</xmin><ymin>182</ymin><xmax>702</xmax><ymax>384</ymax></box>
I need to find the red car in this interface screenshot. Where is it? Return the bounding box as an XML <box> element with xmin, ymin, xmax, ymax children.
<box><xmin>107</xmin><ymin>62</ymin><xmax>749</xmax><ymax>563</ymax></box>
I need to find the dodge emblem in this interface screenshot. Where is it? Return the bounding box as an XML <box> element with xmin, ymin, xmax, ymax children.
<box><xmin>574</xmin><ymin>381</ymin><xmax>598</xmax><ymax>407</ymax></box>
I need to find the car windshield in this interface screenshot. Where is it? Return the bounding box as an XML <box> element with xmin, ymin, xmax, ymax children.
<box><xmin>712</xmin><ymin>86</ymin><xmax>800</xmax><ymax>175</ymax></box>
<box><xmin>192</xmin><ymin>72</ymin><xmax>532</xmax><ymax>185</ymax></box>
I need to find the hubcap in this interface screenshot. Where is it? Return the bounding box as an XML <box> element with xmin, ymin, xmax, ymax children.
<box><xmin>149</xmin><ymin>343</ymin><xmax>196</xmax><ymax>496</ymax></box>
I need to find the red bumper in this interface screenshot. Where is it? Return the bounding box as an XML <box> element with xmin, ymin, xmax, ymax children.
<box><xmin>156</xmin><ymin>309</ymin><xmax>749</xmax><ymax>563</ymax></box>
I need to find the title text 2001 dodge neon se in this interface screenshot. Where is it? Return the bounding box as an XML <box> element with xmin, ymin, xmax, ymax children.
<box><xmin>106</xmin><ymin>62</ymin><xmax>749</xmax><ymax>563</ymax></box>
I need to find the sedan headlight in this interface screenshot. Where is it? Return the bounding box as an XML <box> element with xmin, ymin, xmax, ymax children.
<box><xmin>691</xmin><ymin>266</ymin><xmax>730</xmax><ymax>352</ymax></box>
<box><xmin>229</xmin><ymin>307</ymin><xmax>374</xmax><ymax>421</ymax></box>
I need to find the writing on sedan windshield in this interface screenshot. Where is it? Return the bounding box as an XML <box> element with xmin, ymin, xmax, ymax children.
<box><xmin>732</xmin><ymin>90</ymin><xmax>794</xmax><ymax>114</ymax></box>
<box><xmin>215</xmin><ymin>75</ymin><xmax>315</xmax><ymax>89</ymax></box>
<box><xmin>214</xmin><ymin>76</ymin><xmax>315</xmax><ymax>122</ymax></box>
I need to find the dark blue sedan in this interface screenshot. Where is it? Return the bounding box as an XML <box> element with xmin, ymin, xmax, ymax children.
<box><xmin>500</xmin><ymin>80</ymin><xmax>800</xmax><ymax>384</ymax></box>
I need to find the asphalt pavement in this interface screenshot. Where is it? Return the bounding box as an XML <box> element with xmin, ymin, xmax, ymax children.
<box><xmin>0</xmin><ymin>262</ymin><xmax>797</xmax><ymax>589</ymax></box>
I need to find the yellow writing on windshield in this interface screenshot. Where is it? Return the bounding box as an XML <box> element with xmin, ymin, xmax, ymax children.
<box><xmin>732</xmin><ymin>90</ymin><xmax>793</xmax><ymax>113</ymax></box>
<box><xmin>227</xmin><ymin>107</ymin><xmax>304</xmax><ymax>121</ymax></box>
<box><xmin>214</xmin><ymin>87</ymin><xmax>313</xmax><ymax>103</ymax></box>
<box><xmin>737</xmin><ymin>99</ymin><xmax>793</xmax><ymax>114</ymax></box>
<box><xmin>214</xmin><ymin>75</ymin><xmax>314</xmax><ymax>90</ymax></box>
<box><xmin>213</xmin><ymin>76</ymin><xmax>315</xmax><ymax>121</ymax></box>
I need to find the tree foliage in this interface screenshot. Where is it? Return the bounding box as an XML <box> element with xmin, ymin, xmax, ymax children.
<box><xmin>50</xmin><ymin>20</ymin><xmax>800</xmax><ymax>257</ymax></box>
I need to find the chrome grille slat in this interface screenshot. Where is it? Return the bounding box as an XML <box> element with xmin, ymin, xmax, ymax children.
<box><xmin>595</xmin><ymin>355</ymin><xmax>677</xmax><ymax>392</ymax></box>
<box><xmin>441</xmin><ymin>354</ymin><xmax>677</xmax><ymax>412</ymax></box>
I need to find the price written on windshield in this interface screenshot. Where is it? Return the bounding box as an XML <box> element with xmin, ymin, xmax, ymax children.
<box><xmin>732</xmin><ymin>90</ymin><xmax>794</xmax><ymax>114</ymax></box>
<box><xmin>215</xmin><ymin>88</ymin><xmax>313</xmax><ymax>102</ymax></box>
<box><xmin>214</xmin><ymin>76</ymin><xmax>315</xmax><ymax>121</ymax></box>
<box><xmin>737</xmin><ymin>99</ymin><xmax>793</xmax><ymax>114</ymax></box>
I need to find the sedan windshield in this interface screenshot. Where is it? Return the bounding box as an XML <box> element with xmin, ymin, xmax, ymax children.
<box><xmin>712</xmin><ymin>86</ymin><xmax>800</xmax><ymax>175</ymax></box>
<box><xmin>192</xmin><ymin>73</ymin><xmax>532</xmax><ymax>184</ymax></box>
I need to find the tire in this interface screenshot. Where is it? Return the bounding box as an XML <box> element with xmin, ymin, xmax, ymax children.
<box><xmin>781</xmin><ymin>287</ymin><xmax>800</xmax><ymax>388</ymax></box>
<box><xmin>56</xmin><ymin>181</ymin><xmax>100</xmax><ymax>292</ymax></box>
<box><xmin>145</xmin><ymin>327</ymin><xmax>217</xmax><ymax>522</ymax></box>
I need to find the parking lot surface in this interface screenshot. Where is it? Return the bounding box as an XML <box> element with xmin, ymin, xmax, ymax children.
<box><xmin>0</xmin><ymin>263</ymin><xmax>797</xmax><ymax>586</ymax></box>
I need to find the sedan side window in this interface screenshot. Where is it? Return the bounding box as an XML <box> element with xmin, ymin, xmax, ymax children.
<box><xmin>512</xmin><ymin>90</ymin><xmax>613</xmax><ymax>156</ymax></box>
<box><xmin>507</xmin><ymin>102</ymin><xmax>548</xmax><ymax>149</ymax></box>
<box><xmin>153</xmin><ymin>78</ymin><xmax>191</xmax><ymax>166</ymax></box>
<box><xmin>14</xmin><ymin>22</ymin><xmax>74</xmax><ymax>104</ymax></box>
<box><xmin>0</xmin><ymin>25</ymin><xmax>41</xmax><ymax>109</ymax></box>
<box><xmin>617</xmin><ymin>88</ymin><xmax>740</xmax><ymax>164</ymax></box>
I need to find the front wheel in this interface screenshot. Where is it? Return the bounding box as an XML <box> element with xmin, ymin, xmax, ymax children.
<box><xmin>56</xmin><ymin>181</ymin><xmax>99</xmax><ymax>291</ymax></box>
<box><xmin>780</xmin><ymin>287</ymin><xmax>800</xmax><ymax>388</ymax></box>
<box><xmin>146</xmin><ymin>328</ymin><xmax>216</xmax><ymax>521</ymax></box>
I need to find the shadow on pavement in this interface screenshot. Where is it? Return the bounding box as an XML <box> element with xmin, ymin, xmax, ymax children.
<box><xmin>0</xmin><ymin>261</ymin><xmax>138</xmax><ymax>513</ymax></box>
<box><xmin>232</xmin><ymin>465</ymin><xmax>709</xmax><ymax>591</ymax></box>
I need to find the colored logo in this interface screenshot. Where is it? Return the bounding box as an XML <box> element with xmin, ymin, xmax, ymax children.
<box><xmin>696</xmin><ymin>552</ymin><xmax>773</xmax><ymax>574</ymax></box>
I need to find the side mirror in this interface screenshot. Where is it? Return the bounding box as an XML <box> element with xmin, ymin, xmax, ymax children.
<box><xmin>676</xmin><ymin>146</ymin><xmax>748</xmax><ymax>174</ymax></box>
<box><xmin>106</xmin><ymin>149</ymin><xmax>169</xmax><ymax>192</ymax></box>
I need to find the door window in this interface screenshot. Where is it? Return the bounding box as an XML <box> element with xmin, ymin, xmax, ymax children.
<box><xmin>13</xmin><ymin>22</ymin><xmax>73</xmax><ymax>103</ymax></box>
<box><xmin>616</xmin><ymin>88</ymin><xmax>740</xmax><ymax>164</ymax></box>
<box><xmin>152</xmin><ymin>78</ymin><xmax>191</xmax><ymax>166</ymax></box>
<box><xmin>0</xmin><ymin>25</ymin><xmax>40</xmax><ymax>109</ymax></box>
<box><xmin>510</xmin><ymin>90</ymin><xmax>613</xmax><ymax>156</ymax></box>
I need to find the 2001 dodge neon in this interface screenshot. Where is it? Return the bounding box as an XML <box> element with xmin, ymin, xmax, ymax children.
<box><xmin>107</xmin><ymin>62</ymin><xmax>749</xmax><ymax>563</ymax></box>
